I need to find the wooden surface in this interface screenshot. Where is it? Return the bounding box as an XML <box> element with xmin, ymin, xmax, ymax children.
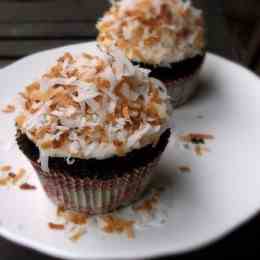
<box><xmin>0</xmin><ymin>0</ymin><xmax>260</xmax><ymax>259</ymax></box>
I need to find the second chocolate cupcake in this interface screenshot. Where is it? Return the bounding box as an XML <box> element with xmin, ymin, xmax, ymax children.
<box><xmin>15</xmin><ymin>47</ymin><xmax>172</xmax><ymax>215</ymax></box>
<box><xmin>97</xmin><ymin>0</ymin><xmax>206</xmax><ymax>107</ymax></box>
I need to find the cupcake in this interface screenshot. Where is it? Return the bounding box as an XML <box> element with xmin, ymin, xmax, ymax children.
<box><xmin>97</xmin><ymin>0</ymin><xmax>206</xmax><ymax>107</ymax></box>
<box><xmin>15</xmin><ymin>47</ymin><xmax>172</xmax><ymax>215</ymax></box>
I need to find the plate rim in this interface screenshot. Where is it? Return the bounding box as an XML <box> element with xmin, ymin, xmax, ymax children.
<box><xmin>0</xmin><ymin>41</ymin><xmax>260</xmax><ymax>259</ymax></box>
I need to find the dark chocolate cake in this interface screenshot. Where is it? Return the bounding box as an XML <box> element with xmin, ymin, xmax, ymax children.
<box><xmin>16</xmin><ymin>128</ymin><xmax>171</xmax><ymax>181</ymax></box>
<box><xmin>132</xmin><ymin>55</ymin><xmax>205</xmax><ymax>82</ymax></box>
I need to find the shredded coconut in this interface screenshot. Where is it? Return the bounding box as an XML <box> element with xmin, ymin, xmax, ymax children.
<box><xmin>16</xmin><ymin>47</ymin><xmax>172</xmax><ymax>165</ymax></box>
<box><xmin>97</xmin><ymin>0</ymin><xmax>205</xmax><ymax>65</ymax></box>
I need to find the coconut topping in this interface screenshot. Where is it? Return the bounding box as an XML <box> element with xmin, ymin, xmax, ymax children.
<box><xmin>97</xmin><ymin>0</ymin><xmax>205</xmax><ymax>65</ymax></box>
<box><xmin>16</xmin><ymin>47</ymin><xmax>172</xmax><ymax>170</ymax></box>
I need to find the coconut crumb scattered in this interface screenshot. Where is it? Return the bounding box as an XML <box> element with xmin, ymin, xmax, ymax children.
<box><xmin>46</xmin><ymin>186</ymin><xmax>167</xmax><ymax>241</ymax></box>
<box><xmin>13</xmin><ymin>168</ymin><xmax>26</xmax><ymax>184</ymax></box>
<box><xmin>178</xmin><ymin>165</ymin><xmax>191</xmax><ymax>173</ymax></box>
<box><xmin>101</xmin><ymin>215</ymin><xmax>135</xmax><ymax>239</ymax></box>
<box><xmin>0</xmin><ymin>176</ymin><xmax>11</xmax><ymax>186</ymax></box>
<box><xmin>133</xmin><ymin>191</ymin><xmax>160</xmax><ymax>214</ymax></box>
<box><xmin>2</xmin><ymin>104</ymin><xmax>15</xmax><ymax>113</ymax></box>
<box><xmin>0</xmin><ymin>166</ymin><xmax>35</xmax><ymax>189</ymax></box>
<box><xmin>179</xmin><ymin>133</ymin><xmax>214</xmax><ymax>144</ymax></box>
<box><xmin>0</xmin><ymin>165</ymin><xmax>12</xmax><ymax>172</ymax></box>
<box><xmin>56</xmin><ymin>206</ymin><xmax>88</xmax><ymax>225</ymax></box>
<box><xmin>48</xmin><ymin>222</ymin><xmax>65</xmax><ymax>230</ymax></box>
<box><xmin>65</xmin><ymin>212</ymin><xmax>88</xmax><ymax>225</ymax></box>
<box><xmin>19</xmin><ymin>183</ymin><xmax>37</xmax><ymax>190</ymax></box>
<box><xmin>57</xmin><ymin>206</ymin><xmax>65</xmax><ymax>217</ymax></box>
<box><xmin>194</xmin><ymin>145</ymin><xmax>209</xmax><ymax>156</ymax></box>
<box><xmin>69</xmin><ymin>226</ymin><xmax>87</xmax><ymax>242</ymax></box>
<box><xmin>179</xmin><ymin>132</ymin><xmax>214</xmax><ymax>156</ymax></box>
<box><xmin>54</xmin><ymin>206</ymin><xmax>89</xmax><ymax>242</ymax></box>
<box><xmin>8</xmin><ymin>172</ymin><xmax>16</xmax><ymax>178</ymax></box>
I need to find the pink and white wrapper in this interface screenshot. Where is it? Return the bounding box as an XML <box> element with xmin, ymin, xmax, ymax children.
<box><xmin>31</xmin><ymin>158</ymin><xmax>159</xmax><ymax>215</ymax></box>
<box><xmin>164</xmin><ymin>70</ymin><xmax>200</xmax><ymax>108</ymax></box>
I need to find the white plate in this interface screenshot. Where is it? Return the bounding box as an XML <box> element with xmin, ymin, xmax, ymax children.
<box><xmin>0</xmin><ymin>41</ymin><xmax>260</xmax><ymax>260</ymax></box>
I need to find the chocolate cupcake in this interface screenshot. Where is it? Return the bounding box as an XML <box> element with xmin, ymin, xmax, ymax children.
<box><xmin>97</xmin><ymin>0</ymin><xmax>206</xmax><ymax>107</ymax></box>
<box><xmin>15</xmin><ymin>47</ymin><xmax>172</xmax><ymax>215</ymax></box>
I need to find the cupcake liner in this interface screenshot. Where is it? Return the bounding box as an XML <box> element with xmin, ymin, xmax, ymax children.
<box><xmin>31</xmin><ymin>158</ymin><xmax>159</xmax><ymax>215</ymax></box>
<box><xmin>16</xmin><ymin>128</ymin><xmax>170</xmax><ymax>215</ymax></box>
<box><xmin>163</xmin><ymin>70</ymin><xmax>200</xmax><ymax>108</ymax></box>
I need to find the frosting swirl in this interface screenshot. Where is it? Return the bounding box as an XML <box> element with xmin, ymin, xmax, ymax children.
<box><xmin>97</xmin><ymin>0</ymin><xmax>205</xmax><ymax>65</ymax></box>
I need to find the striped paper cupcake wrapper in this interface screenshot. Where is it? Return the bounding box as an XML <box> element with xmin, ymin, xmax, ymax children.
<box><xmin>163</xmin><ymin>71</ymin><xmax>200</xmax><ymax>108</ymax></box>
<box><xmin>31</xmin><ymin>158</ymin><xmax>159</xmax><ymax>215</ymax></box>
<box><xmin>163</xmin><ymin>54</ymin><xmax>205</xmax><ymax>108</ymax></box>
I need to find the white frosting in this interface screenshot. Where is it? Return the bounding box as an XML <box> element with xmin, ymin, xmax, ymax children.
<box><xmin>16</xmin><ymin>47</ymin><xmax>172</xmax><ymax>168</ymax></box>
<box><xmin>97</xmin><ymin>0</ymin><xmax>205</xmax><ymax>65</ymax></box>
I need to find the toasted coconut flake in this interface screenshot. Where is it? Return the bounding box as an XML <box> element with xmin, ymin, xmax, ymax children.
<box><xmin>65</xmin><ymin>211</ymin><xmax>88</xmax><ymax>225</ymax></box>
<box><xmin>26</xmin><ymin>82</ymin><xmax>40</xmax><ymax>93</ymax></box>
<box><xmin>113</xmin><ymin>139</ymin><xmax>126</xmax><ymax>156</ymax></box>
<box><xmin>179</xmin><ymin>133</ymin><xmax>214</xmax><ymax>143</ymax></box>
<box><xmin>97</xmin><ymin>0</ymin><xmax>205</xmax><ymax>65</ymax></box>
<box><xmin>101</xmin><ymin>215</ymin><xmax>135</xmax><ymax>239</ymax></box>
<box><xmin>133</xmin><ymin>191</ymin><xmax>160</xmax><ymax>214</ymax></box>
<box><xmin>57</xmin><ymin>206</ymin><xmax>65</xmax><ymax>217</ymax></box>
<box><xmin>69</xmin><ymin>226</ymin><xmax>87</xmax><ymax>242</ymax></box>
<box><xmin>56</xmin><ymin>207</ymin><xmax>88</xmax><ymax>225</ymax></box>
<box><xmin>95</xmin><ymin>59</ymin><xmax>106</xmax><ymax>73</ymax></box>
<box><xmin>0</xmin><ymin>165</ymin><xmax>11</xmax><ymax>172</ymax></box>
<box><xmin>13</xmin><ymin>168</ymin><xmax>26</xmax><ymax>184</ymax></box>
<box><xmin>16</xmin><ymin>114</ymin><xmax>27</xmax><ymax>127</ymax></box>
<box><xmin>16</xmin><ymin>48</ymin><xmax>171</xmax><ymax>161</ymax></box>
<box><xmin>122</xmin><ymin>104</ymin><xmax>130</xmax><ymax>118</ymax></box>
<box><xmin>52</xmin><ymin>132</ymin><xmax>68</xmax><ymax>149</ymax></box>
<box><xmin>194</xmin><ymin>145</ymin><xmax>209</xmax><ymax>156</ymax></box>
<box><xmin>48</xmin><ymin>222</ymin><xmax>65</xmax><ymax>230</ymax></box>
<box><xmin>58</xmin><ymin>52</ymin><xmax>75</xmax><ymax>64</ymax></box>
<box><xmin>178</xmin><ymin>165</ymin><xmax>191</xmax><ymax>173</ymax></box>
<box><xmin>96</xmin><ymin>78</ymin><xmax>111</xmax><ymax>90</ymax></box>
<box><xmin>144</xmin><ymin>36</ymin><xmax>160</xmax><ymax>47</ymax></box>
<box><xmin>2</xmin><ymin>104</ymin><xmax>15</xmax><ymax>113</ymax></box>
<box><xmin>8</xmin><ymin>172</ymin><xmax>16</xmax><ymax>178</ymax></box>
<box><xmin>40</xmin><ymin>140</ymin><xmax>53</xmax><ymax>149</ymax></box>
<box><xmin>0</xmin><ymin>176</ymin><xmax>11</xmax><ymax>186</ymax></box>
<box><xmin>189</xmin><ymin>133</ymin><xmax>214</xmax><ymax>141</ymax></box>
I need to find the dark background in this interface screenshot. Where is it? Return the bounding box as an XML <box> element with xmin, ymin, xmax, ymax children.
<box><xmin>1</xmin><ymin>0</ymin><xmax>260</xmax><ymax>258</ymax></box>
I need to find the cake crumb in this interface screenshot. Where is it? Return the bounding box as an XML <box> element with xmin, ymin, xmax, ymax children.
<box><xmin>101</xmin><ymin>215</ymin><xmax>135</xmax><ymax>239</ymax></box>
<box><xmin>69</xmin><ymin>226</ymin><xmax>87</xmax><ymax>242</ymax></box>
<box><xmin>48</xmin><ymin>222</ymin><xmax>65</xmax><ymax>230</ymax></box>
<box><xmin>178</xmin><ymin>166</ymin><xmax>191</xmax><ymax>173</ymax></box>
<box><xmin>20</xmin><ymin>183</ymin><xmax>37</xmax><ymax>190</ymax></box>
<box><xmin>0</xmin><ymin>165</ymin><xmax>11</xmax><ymax>172</ymax></box>
<box><xmin>2</xmin><ymin>104</ymin><xmax>15</xmax><ymax>113</ymax></box>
